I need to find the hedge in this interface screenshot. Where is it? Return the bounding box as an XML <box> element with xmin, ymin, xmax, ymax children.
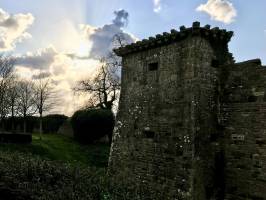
<box><xmin>42</xmin><ymin>114</ymin><xmax>68</xmax><ymax>133</ymax></box>
<box><xmin>71</xmin><ymin>109</ymin><xmax>115</xmax><ymax>144</ymax></box>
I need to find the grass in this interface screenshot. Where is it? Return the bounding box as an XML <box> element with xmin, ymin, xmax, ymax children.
<box><xmin>0</xmin><ymin>133</ymin><xmax>154</xmax><ymax>199</ymax></box>
<box><xmin>0</xmin><ymin>150</ymin><xmax>109</xmax><ymax>200</ymax></box>
<box><xmin>0</xmin><ymin>133</ymin><xmax>110</xmax><ymax>168</ymax></box>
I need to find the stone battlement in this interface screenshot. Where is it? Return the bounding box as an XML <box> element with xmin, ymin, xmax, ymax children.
<box><xmin>114</xmin><ymin>21</ymin><xmax>233</xmax><ymax>56</ymax></box>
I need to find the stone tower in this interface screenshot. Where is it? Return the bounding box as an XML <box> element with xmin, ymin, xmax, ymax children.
<box><xmin>108</xmin><ymin>22</ymin><xmax>266</xmax><ymax>200</ymax></box>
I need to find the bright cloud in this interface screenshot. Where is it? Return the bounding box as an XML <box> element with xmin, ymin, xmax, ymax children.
<box><xmin>14</xmin><ymin>9</ymin><xmax>137</xmax><ymax>116</ymax></box>
<box><xmin>15</xmin><ymin>45</ymin><xmax>101</xmax><ymax>116</ymax></box>
<box><xmin>153</xmin><ymin>0</ymin><xmax>162</xmax><ymax>13</ymax></box>
<box><xmin>82</xmin><ymin>9</ymin><xmax>136</xmax><ymax>59</ymax></box>
<box><xmin>196</xmin><ymin>0</ymin><xmax>237</xmax><ymax>24</ymax></box>
<box><xmin>0</xmin><ymin>8</ymin><xmax>34</xmax><ymax>51</ymax></box>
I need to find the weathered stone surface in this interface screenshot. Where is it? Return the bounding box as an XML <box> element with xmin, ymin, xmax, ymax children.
<box><xmin>220</xmin><ymin>60</ymin><xmax>266</xmax><ymax>200</ymax></box>
<box><xmin>108</xmin><ymin>22</ymin><xmax>266</xmax><ymax>200</ymax></box>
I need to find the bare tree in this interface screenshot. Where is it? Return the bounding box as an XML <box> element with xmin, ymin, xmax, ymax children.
<box><xmin>34</xmin><ymin>77</ymin><xmax>54</xmax><ymax>140</ymax></box>
<box><xmin>74</xmin><ymin>33</ymin><xmax>129</xmax><ymax>110</ymax></box>
<box><xmin>112</xmin><ymin>32</ymin><xmax>129</xmax><ymax>48</ymax></box>
<box><xmin>75</xmin><ymin>60</ymin><xmax>121</xmax><ymax>110</ymax></box>
<box><xmin>6</xmin><ymin>78</ymin><xmax>19</xmax><ymax>132</ymax></box>
<box><xmin>17</xmin><ymin>80</ymin><xmax>36</xmax><ymax>134</ymax></box>
<box><xmin>0</xmin><ymin>55</ymin><xmax>15</xmax><ymax>130</ymax></box>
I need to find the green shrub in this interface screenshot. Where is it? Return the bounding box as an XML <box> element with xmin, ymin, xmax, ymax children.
<box><xmin>71</xmin><ymin>109</ymin><xmax>115</xmax><ymax>144</ymax></box>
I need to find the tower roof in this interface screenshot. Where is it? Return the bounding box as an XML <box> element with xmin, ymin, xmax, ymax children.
<box><xmin>114</xmin><ymin>21</ymin><xmax>233</xmax><ymax>57</ymax></box>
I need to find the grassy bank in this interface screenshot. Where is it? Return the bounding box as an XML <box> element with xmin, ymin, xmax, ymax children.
<box><xmin>0</xmin><ymin>134</ymin><xmax>156</xmax><ymax>199</ymax></box>
<box><xmin>0</xmin><ymin>134</ymin><xmax>114</xmax><ymax>199</ymax></box>
<box><xmin>0</xmin><ymin>150</ymin><xmax>109</xmax><ymax>200</ymax></box>
<box><xmin>0</xmin><ymin>133</ymin><xmax>110</xmax><ymax>168</ymax></box>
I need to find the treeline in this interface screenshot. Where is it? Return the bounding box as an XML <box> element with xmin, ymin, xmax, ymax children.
<box><xmin>0</xmin><ymin>55</ymin><xmax>55</xmax><ymax>138</ymax></box>
<box><xmin>1</xmin><ymin>114</ymin><xmax>68</xmax><ymax>134</ymax></box>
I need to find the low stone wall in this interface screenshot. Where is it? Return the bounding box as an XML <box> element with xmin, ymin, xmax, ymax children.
<box><xmin>0</xmin><ymin>132</ymin><xmax>32</xmax><ymax>144</ymax></box>
<box><xmin>0</xmin><ymin>183</ymin><xmax>32</xmax><ymax>200</ymax></box>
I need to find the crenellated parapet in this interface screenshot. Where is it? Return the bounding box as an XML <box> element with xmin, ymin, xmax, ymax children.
<box><xmin>114</xmin><ymin>21</ymin><xmax>234</xmax><ymax>56</ymax></box>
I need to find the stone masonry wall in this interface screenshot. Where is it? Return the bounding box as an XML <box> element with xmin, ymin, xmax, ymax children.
<box><xmin>109</xmin><ymin>32</ymin><xmax>230</xmax><ymax>199</ymax></box>
<box><xmin>109</xmin><ymin>37</ymin><xmax>198</xmax><ymax>199</ymax></box>
<box><xmin>108</xmin><ymin>22</ymin><xmax>266</xmax><ymax>200</ymax></box>
<box><xmin>221</xmin><ymin>60</ymin><xmax>266</xmax><ymax>200</ymax></box>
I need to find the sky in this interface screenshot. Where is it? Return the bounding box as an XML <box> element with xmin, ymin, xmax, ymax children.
<box><xmin>0</xmin><ymin>0</ymin><xmax>265</xmax><ymax>116</ymax></box>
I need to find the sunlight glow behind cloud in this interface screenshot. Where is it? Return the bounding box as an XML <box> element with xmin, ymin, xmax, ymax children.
<box><xmin>15</xmin><ymin>45</ymin><xmax>101</xmax><ymax>115</ymax></box>
<box><xmin>13</xmin><ymin>9</ymin><xmax>137</xmax><ymax>116</ymax></box>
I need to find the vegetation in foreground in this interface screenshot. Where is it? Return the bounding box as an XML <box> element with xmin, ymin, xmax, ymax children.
<box><xmin>0</xmin><ymin>134</ymin><xmax>110</xmax><ymax>200</ymax></box>
<box><xmin>0</xmin><ymin>133</ymin><xmax>110</xmax><ymax>168</ymax></box>
<box><xmin>0</xmin><ymin>152</ymin><xmax>155</xmax><ymax>200</ymax></box>
<box><xmin>0</xmin><ymin>150</ymin><xmax>109</xmax><ymax>200</ymax></box>
<box><xmin>0</xmin><ymin>134</ymin><xmax>163</xmax><ymax>199</ymax></box>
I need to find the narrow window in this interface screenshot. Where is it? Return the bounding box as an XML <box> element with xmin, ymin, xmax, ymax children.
<box><xmin>143</xmin><ymin>130</ymin><xmax>155</xmax><ymax>139</ymax></box>
<box><xmin>134</xmin><ymin>120</ymin><xmax>138</xmax><ymax>130</ymax></box>
<box><xmin>248</xmin><ymin>95</ymin><xmax>257</xmax><ymax>102</ymax></box>
<box><xmin>211</xmin><ymin>59</ymin><xmax>219</xmax><ymax>68</ymax></box>
<box><xmin>148</xmin><ymin>62</ymin><xmax>159</xmax><ymax>71</ymax></box>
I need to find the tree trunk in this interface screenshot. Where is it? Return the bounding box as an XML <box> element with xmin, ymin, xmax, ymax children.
<box><xmin>11</xmin><ymin>105</ymin><xmax>14</xmax><ymax>133</ymax></box>
<box><xmin>39</xmin><ymin>113</ymin><xmax>43</xmax><ymax>140</ymax></box>
<box><xmin>23</xmin><ymin>117</ymin><xmax>26</xmax><ymax>134</ymax></box>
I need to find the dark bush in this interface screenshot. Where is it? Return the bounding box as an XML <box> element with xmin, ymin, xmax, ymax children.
<box><xmin>42</xmin><ymin>114</ymin><xmax>68</xmax><ymax>133</ymax></box>
<box><xmin>71</xmin><ymin>109</ymin><xmax>115</xmax><ymax>144</ymax></box>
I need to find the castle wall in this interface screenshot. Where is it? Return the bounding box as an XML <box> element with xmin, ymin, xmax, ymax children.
<box><xmin>109</xmin><ymin>36</ymin><xmax>224</xmax><ymax>199</ymax></box>
<box><xmin>221</xmin><ymin>60</ymin><xmax>266</xmax><ymax>200</ymax></box>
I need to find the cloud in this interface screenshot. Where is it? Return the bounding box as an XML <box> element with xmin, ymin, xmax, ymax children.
<box><xmin>0</xmin><ymin>8</ymin><xmax>34</xmax><ymax>51</ymax></box>
<box><xmin>15</xmin><ymin>46</ymin><xmax>57</xmax><ymax>70</ymax></box>
<box><xmin>14</xmin><ymin>45</ymin><xmax>100</xmax><ymax>116</ymax></box>
<box><xmin>196</xmin><ymin>0</ymin><xmax>237</xmax><ymax>24</ymax></box>
<box><xmin>112</xmin><ymin>10</ymin><xmax>129</xmax><ymax>27</ymax></box>
<box><xmin>153</xmin><ymin>0</ymin><xmax>162</xmax><ymax>13</ymax></box>
<box><xmin>81</xmin><ymin>9</ymin><xmax>137</xmax><ymax>59</ymax></box>
<box><xmin>31</xmin><ymin>72</ymin><xmax>52</xmax><ymax>80</ymax></box>
<box><xmin>14</xmin><ymin>9</ymin><xmax>137</xmax><ymax>116</ymax></box>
